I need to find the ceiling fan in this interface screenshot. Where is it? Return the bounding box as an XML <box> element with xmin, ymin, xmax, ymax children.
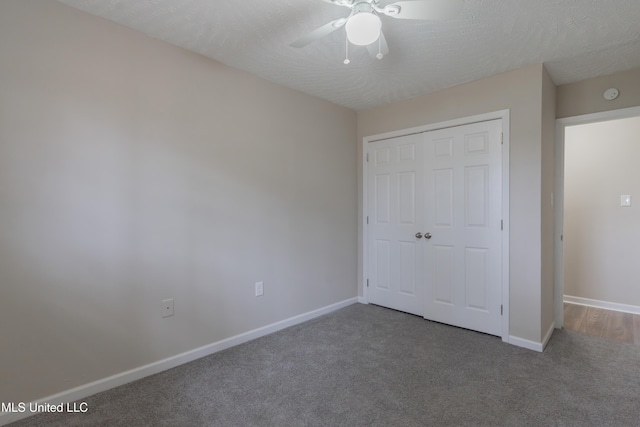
<box><xmin>290</xmin><ymin>0</ymin><xmax>464</xmax><ymax>63</ymax></box>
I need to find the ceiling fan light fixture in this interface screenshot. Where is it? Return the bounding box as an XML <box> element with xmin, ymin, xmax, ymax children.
<box><xmin>345</xmin><ymin>12</ymin><xmax>381</xmax><ymax>46</ymax></box>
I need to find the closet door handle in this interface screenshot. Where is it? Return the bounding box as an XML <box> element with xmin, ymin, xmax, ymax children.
<box><xmin>415</xmin><ymin>232</ymin><xmax>423</xmax><ymax>239</ymax></box>
<box><xmin>424</xmin><ymin>232</ymin><xmax>432</xmax><ymax>240</ymax></box>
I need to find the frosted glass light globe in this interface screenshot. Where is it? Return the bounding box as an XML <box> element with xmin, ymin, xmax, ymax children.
<box><xmin>345</xmin><ymin>12</ymin><xmax>381</xmax><ymax>46</ymax></box>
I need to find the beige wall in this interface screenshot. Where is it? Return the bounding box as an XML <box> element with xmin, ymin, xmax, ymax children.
<box><xmin>557</xmin><ymin>68</ymin><xmax>640</xmax><ymax>119</ymax></box>
<box><xmin>540</xmin><ymin>67</ymin><xmax>556</xmax><ymax>337</ymax></box>
<box><xmin>358</xmin><ymin>64</ymin><xmax>549</xmax><ymax>343</ymax></box>
<box><xmin>0</xmin><ymin>0</ymin><xmax>357</xmax><ymax>403</ymax></box>
<box><xmin>564</xmin><ymin>116</ymin><xmax>640</xmax><ymax>306</ymax></box>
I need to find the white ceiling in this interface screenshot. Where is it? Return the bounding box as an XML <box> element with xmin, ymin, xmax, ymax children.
<box><xmin>57</xmin><ymin>0</ymin><xmax>640</xmax><ymax>111</ymax></box>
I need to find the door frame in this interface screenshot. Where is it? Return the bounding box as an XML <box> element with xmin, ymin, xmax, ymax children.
<box><xmin>362</xmin><ymin>110</ymin><xmax>511</xmax><ymax>342</ymax></box>
<box><xmin>554</xmin><ymin>105</ymin><xmax>640</xmax><ymax>328</ymax></box>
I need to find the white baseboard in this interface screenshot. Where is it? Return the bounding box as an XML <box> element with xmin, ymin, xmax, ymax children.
<box><xmin>0</xmin><ymin>297</ymin><xmax>358</xmax><ymax>426</ymax></box>
<box><xmin>509</xmin><ymin>321</ymin><xmax>555</xmax><ymax>353</ymax></box>
<box><xmin>564</xmin><ymin>295</ymin><xmax>640</xmax><ymax>315</ymax></box>
<box><xmin>357</xmin><ymin>296</ymin><xmax>367</xmax><ymax>304</ymax></box>
<box><xmin>508</xmin><ymin>335</ymin><xmax>544</xmax><ymax>352</ymax></box>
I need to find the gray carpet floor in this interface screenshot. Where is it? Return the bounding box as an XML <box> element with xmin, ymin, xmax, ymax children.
<box><xmin>10</xmin><ymin>303</ymin><xmax>640</xmax><ymax>426</ymax></box>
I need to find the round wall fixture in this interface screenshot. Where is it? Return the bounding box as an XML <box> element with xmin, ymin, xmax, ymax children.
<box><xmin>603</xmin><ymin>88</ymin><xmax>619</xmax><ymax>101</ymax></box>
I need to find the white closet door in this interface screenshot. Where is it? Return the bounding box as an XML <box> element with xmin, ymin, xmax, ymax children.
<box><xmin>367</xmin><ymin>134</ymin><xmax>425</xmax><ymax>316</ymax></box>
<box><xmin>422</xmin><ymin>119</ymin><xmax>503</xmax><ymax>336</ymax></box>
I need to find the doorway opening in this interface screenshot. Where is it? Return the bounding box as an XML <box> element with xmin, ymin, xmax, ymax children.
<box><xmin>554</xmin><ymin>106</ymin><xmax>640</xmax><ymax>335</ymax></box>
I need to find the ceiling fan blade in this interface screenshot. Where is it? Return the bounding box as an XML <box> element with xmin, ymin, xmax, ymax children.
<box><xmin>322</xmin><ymin>0</ymin><xmax>354</xmax><ymax>7</ymax></box>
<box><xmin>367</xmin><ymin>31</ymin><xmax>389</xmax><ymax>59</ymax></box>
<box><xmin>290</xmin><ymin>18</ymin><xmax>347</xmax><ymax>48</ymax></box>
<box><xmin>384</xmin><ymin>0</ymin><xmax>464</xmax><ymax>20</ymax></box>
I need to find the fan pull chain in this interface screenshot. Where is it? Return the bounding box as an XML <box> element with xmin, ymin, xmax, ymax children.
<box><xmin>344</xmin><ymin>32</ymin><xmax>350</xmax><ymax>65</ymax></box>
<box><xmin>377</xmin><ymin>36</ymin><xmax>383</xmax><ymax>60</ymax></box>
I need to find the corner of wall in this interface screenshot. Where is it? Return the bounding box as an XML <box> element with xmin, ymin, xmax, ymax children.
<box><xmin>540</xmin><ymin>65</ymin><xmax>557</xmax><ymax>339</ymax></box>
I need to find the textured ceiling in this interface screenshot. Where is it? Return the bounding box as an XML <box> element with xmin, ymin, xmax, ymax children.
<box><xmin>57</xmin><ymin>0</ymin><xmax>640</xmax><ymax>111</ymax></box>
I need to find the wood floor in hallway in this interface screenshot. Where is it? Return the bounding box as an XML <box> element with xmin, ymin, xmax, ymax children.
<box><xmin>563</xmin><ymin>303</ymin><xmax>640</xmax><ymax>345</ymax></box>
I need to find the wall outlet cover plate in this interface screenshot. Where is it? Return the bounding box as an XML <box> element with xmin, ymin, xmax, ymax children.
<box><xmin>255</xmin><ymin>281</ymin><xmax>264</xmax><ymax>297</ymax></box>
<box><xmin>162</xmin><ymin>298</ymin><xmax>174</xmax><ymax>317</ymax></box>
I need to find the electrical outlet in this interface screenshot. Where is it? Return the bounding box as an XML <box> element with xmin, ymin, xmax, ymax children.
<box><xmin>255</xmin><ymin>281</ymin><xmax>264</xmax><ymax>297</ymax></box>
<box><xmin>161</xmin><ymin>298</ymin><xmax>174</xmax><ymax>318</ymax></box>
